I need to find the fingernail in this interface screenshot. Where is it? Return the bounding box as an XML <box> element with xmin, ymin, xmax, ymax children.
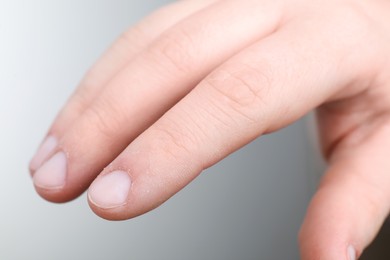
<box><xmin>348</xmin><ymin>245</ymin><xmax>356</xmax><ymax>260</ymax></box>
<box><xmin>33</xmin><ymin>152</ymin><xmax>67</xmax><ymax>189</ymax></box>
<box><xmin>88</xmin><ymin>171</ymin><xmax>131</xmax><ymax>209</ymax></box>
<box><xmin>30</xmin><ymin>136</ymin><xmax>58</xmax><ymax>173</ymax></box>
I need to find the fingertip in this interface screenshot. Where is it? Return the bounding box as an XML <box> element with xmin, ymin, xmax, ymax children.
<box><xmin>87</xmin><ymin>170</ymin><xmax>143</xmax><ymax>221</ymax></box>
<box><xmin>86</xmin><ymin>151</ymin><xmax>183</xmax><ymax>221</ymax></box>
<box><xmin>298</xmin><ymin>183</ymin><xmax>363</xmax><ymax>260</ymax></box>
<box><xmin>32</xmin><ymin>151</ymin><xmax>74</xmax><ymax>203</ymax></box>
<box><xmin>29</xmin><ymin>135</ymin><xmax>58</xmax><ymax>174</ymax></box>
<box><xmin>88</xmin><ymin>171</ymin><xmax>131</xmax><ymax>210</ymax></box>
<box><xmin>87</xmin><ymin>201</ymin><xmax>132</xmax><ymax>221</ymax></box>
<box><xmin>348</xmin><ymin>245</ymin><xmax>357</xmax><ymax>260</ymax></box>
<box><xmin>32</xmin><ymin>150</ymin><xmax>88</xmax><ymax>203</ymax></box>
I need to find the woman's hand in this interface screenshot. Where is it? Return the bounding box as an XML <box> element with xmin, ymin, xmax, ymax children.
<box><xmin>29</xmin><ymin>0</ymin><xmax>390</xmax><ymax>258</ymax></box>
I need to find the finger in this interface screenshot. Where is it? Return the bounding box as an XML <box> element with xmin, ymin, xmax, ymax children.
<box><xmin>86</xmin><ymin>15</ymin><xmax>381</xmax><ymax>220</ymax></box>
<box><xmin>29</xmin><ymin>0</ymin><xmax>217</xmax><ymax>172</ymax></box>
<box><xmin>33</xmin><ymin>0</ymin><xmax>284</xmax><ymax>202</ymax></box>
<box><xmin>299</xmin><ymin>118</ymin><xmax>390</xmax><ymax>260</ymax></box>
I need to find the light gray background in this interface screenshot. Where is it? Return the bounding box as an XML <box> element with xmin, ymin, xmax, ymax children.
<box><xmin>0</xmin><ymin>1</ymin><xmax>327</xmax><ymax>259</ymax></box>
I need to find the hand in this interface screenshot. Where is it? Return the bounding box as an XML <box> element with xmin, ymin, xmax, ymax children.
<box><xmin>29</xmin><ymin>0</ymin><xmax>390</xmax><ymax>259</ymax></box>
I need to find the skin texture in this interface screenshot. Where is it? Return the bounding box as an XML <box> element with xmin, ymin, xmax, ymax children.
<box><xmin>29</xmin><ymin>0</ymin><xmax>390</xmax><ymax>259</ymax></box>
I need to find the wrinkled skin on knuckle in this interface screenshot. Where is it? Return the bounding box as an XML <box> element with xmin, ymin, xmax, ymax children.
<box><xmin>205</xmin><ymin>64</ymin><xmax>273</xmax><ymax>125</ymax></box>
<box><xmin>149</xmin><ymin>26</ymin><xmax>197</xmax><ymax>74</ymax></box>
<box><xmin>117</xmin><ymin>26</ymin><xmax>152</xmax><ymax>54</ymax></box>
<box><xmin>151</xmin><ymin>116</ymin><xmax>202</xmax><ymax>163</ymax></box>
<box><xmin>85</xmin><ymin>98</ymin><xmax>126</xmax><ymax>141</ymax></box>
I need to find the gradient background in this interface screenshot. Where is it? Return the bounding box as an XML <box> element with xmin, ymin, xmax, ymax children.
<box><xmin>0</xmin><ymin>1</ymin><xmax>388</xmax><ymax>259</ymax></box>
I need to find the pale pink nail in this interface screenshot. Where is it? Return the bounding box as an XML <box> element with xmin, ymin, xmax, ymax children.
<box><xmin>348</xmin><ymin>245</ymin><xmax>356</xmax><ymax>260</ymax></box>
<box><xmin>30</xmin><ymin>136</ymin><xmax>58</xmax><ymax>173</ymax></box>
<box><xmin>88</xmin><ymin>171</ymin><xmax>131</xmax><ymax>209</ymax></box>
<box><xmin>33</xmin><ymin>152</ymin><xmax>67</xmax><ymax>189</ymax></box>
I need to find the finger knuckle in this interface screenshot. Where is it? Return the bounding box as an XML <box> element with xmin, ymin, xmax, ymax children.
<box><xmin>86</xmin><ymin>98</ymin><xmax>124</xmax><ymax>140</ymax></box>
<box><xmin>151</xmin><ymin>27</ymin><xmax>196</xmax><ymax>73</ymax></box>
<box><xmin>119</xmin><ymin>25</ymin><xmax>152</xmax><ymax>52</ymax></box>
<box><xmin>205</xmin><ymin>63</ymin><xmax>272</xmax><ymax>123</ymax></box>
<box><xmin>66</xmin><ymin>88</ymin><xmax>92</xmax><ymax>116</ymax></box>
<box><xmin>152</xmin><ymin>117</ymin><xmax>201</xmax><ymax>160</ymax></box>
